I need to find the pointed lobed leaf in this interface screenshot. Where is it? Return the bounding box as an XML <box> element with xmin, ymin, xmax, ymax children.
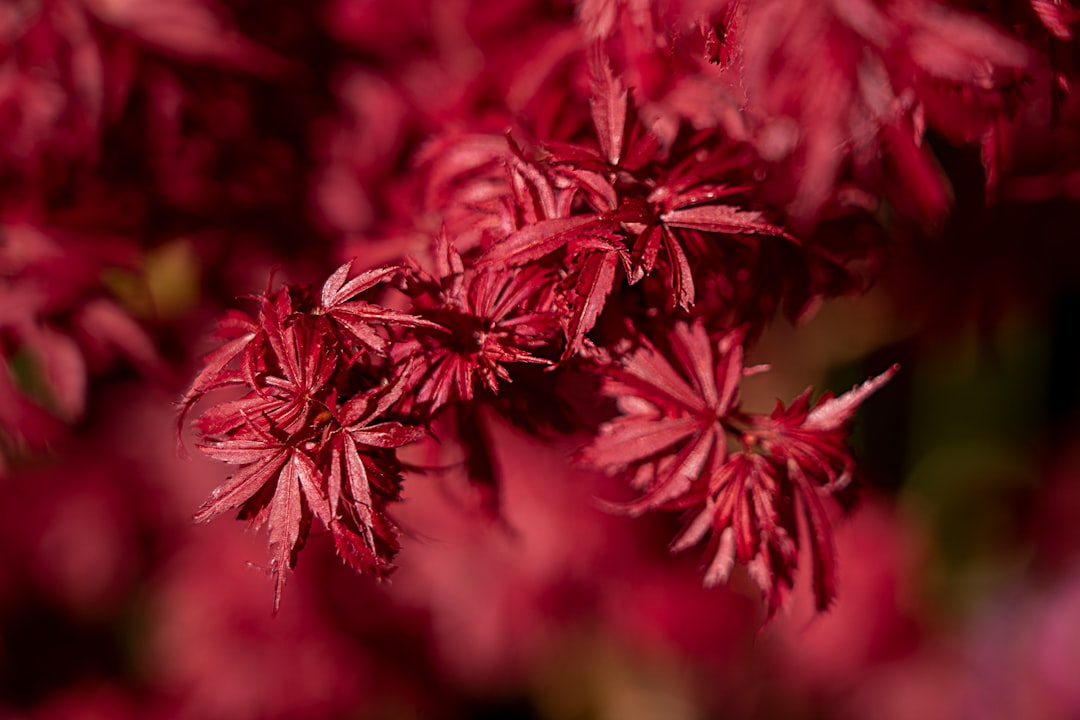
<box><xmin>670</xmin><ymin>500</ymin><xmax>719</xmax><ymax>554</ymax></box>
<box><xmin>267</xmin><ymin>454</ymin><xmax>304</xmax><ymax>612</ymax></box>
<box><xmin>788</xmin><ymin>459</ymin><xmax>837</xmax><ymax>612</ymax></box>
<box><xmin>182</xmin><ymin>331</ymin><xmax>257</xmax><ymax>409</ymax></box>
<box><xmin>625</xmin><ymin>427</ymin><xmax>719</xmax><ymax>514</ymax></box>
<box><xmin>702</xmin><ymin>527</ymin><xmax>738</xmax><ymax>588</ymax></box>
<box><xmin>349</xmin><ymin>422</ymin><xmax>427</xmax><ymax>449</ymax></box>
<box><xmin>627</xmin><ymin>223</ymin><xmax>662</xmax><ymax>285</ymax></box>
<box><xmin>294</xmin><ymin>450</ymin><xmax>332</xmax><ymax>527</ymax></box>
<box><xmin>563</xmin><ymin>249</ymin><xmax>619</xmax><ymax>360</ymax></box>
<box><xmin>328</xmin><ymin>446</ymin><xmax>344</xmax><ymax>521</ymax></box>
<box><xmin>583</xmin><ymin>414</ymin><xmax>705</xmax><ymax>470</ymax></box>
<box><xmin>342</xmin><ymin>437</ymin><xmax>376</xmax><ymax>549</ymax></box>
<box><xmin>321</xmin><ymin>262</ymin><xmax>402</xmax><ymax>309</ymax></box>
<box><xmin>329</xmin><ymin>301</ymin><xmax>442</xmax><ymax>331</ymax></box>
<box><xmin>331</xmin><ymin>520</ymin><xmax>382</xmax><ymax>576</ymax></box>
<box><xmin>193</xmin><ymin>449</ymin><xmax>288</xmax><ymax>522</ymax></box>
<box><xmin>663</xmin><ymin>225</ymin><xmax>696</xmax><ymax>309</ymax></box>
<box><xmin>588</xmin><ymin>45</ymin><xmax>628</xmax><ymax>166</ymax></box>
<box><xmin>478</xmin><ymin>215</ymin><xmax>612</xmax><ymax>268</ymax></box>
<box><xmin>661</xmin><ymin>204</ymin><xmax>790</xmax><ymax>238</ymax></box>
<box><xmin>714</xmin><ymin>331</ymin><xmax>746</xmax><ymax>416</ymax></box>
<box><xmin>607</xmin><ymin>334</ymin><xmax>709</xmax><ymax>413</ymax></box>
<box><xmin>805</xmin><ymin>364</ymin><xmax>898</xmax><ymax>431</ymax></box>
<box><xmin>668</xmin><ymin>322</ymin><xmax>720</xmax><ymax>409</ymax></box>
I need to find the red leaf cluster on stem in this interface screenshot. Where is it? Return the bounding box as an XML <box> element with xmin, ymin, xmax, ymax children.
<box><xmin>178</xmin><ymin>8</ymin><xmax>934</xmax><ymax>619</ymax></box>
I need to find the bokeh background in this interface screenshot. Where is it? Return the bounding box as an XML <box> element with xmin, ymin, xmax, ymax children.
<box><xmin>2</xmin><ymin>1</ymin><xmax>1080</xmax><ymax>718</ymax></box>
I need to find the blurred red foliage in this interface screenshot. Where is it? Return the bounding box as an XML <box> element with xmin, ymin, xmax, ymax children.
<box><xmin>1</xmin><ymin>0</ymin><xmax>1079</xmax><ymax>718</ymax></box>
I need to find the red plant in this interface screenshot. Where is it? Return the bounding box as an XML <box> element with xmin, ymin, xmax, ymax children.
<box><xmin>181</xmin><ymin>270</ymin><xmax>429</xmax><ymax>608</ymax></box>
<box><xmin>165</xmin><ymin>0</ymin><xmax>1049</xmax><ymax>627</ymax></box>
<box><xmin>4</xmin><ymin>0</ymin><xmax>1080</xmax><ymax>716</ymax></box>
<box><xmin>581</xmin><ymin>320</ymin><xmax>895</xmax><ymax>618</ymax></box>
<box><xmin>182</xmin><ymin>47</ymin><xmax>897</xmax><ymax>614</ymax></box>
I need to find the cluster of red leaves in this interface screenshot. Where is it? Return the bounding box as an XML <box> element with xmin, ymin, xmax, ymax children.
<box><xmin>180</xmin><ymin>267</ymin><xmax>431</xmax><ymax>610</ymax></box>
<box><xmin>579</xmin><ymin>0</ymin><xmax>1042</xmax><ymax>224</ymax></box>
<box><xmin>178</xmin><ymin>0</ymin><xmax>1080</xmax><ymax>620</ymax></box>
<box><xmin>184</xmin><ymin>27</ymin><xmax>903</xmax><ymax>614</ymax></box>
<box><xmin>59</xmin><ymin>0</ymin><xmax>1047</xmax><ymax>628</ymax></box>
<box><xmin>581</xmin><ymin>321</ymin><xmax>896</xmax><ymax>618</ymax></box>
<box><xmin>0</xmin><ymin>0</ymin><xmax>1068</xmax><ymax>639</ymax></box>
<box><xmin>2</xmin><ymin>0</ymin><xmax>1079</xmax><ymax>711</ymax></box>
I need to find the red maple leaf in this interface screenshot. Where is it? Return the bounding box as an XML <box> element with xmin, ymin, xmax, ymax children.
<box><xmin>195</xmin><ymin>423</ymin><xmax>322</xmax><ymax>612</ymax></box>
<box><xmin>583</xmin><ymin>317</ymin><xmax>896</xmax><ymax>620</ymax></box>
<box><xmin>318</xmin><ymin>259</ymin><xmax>440</xmax><ymax>353</ymax></box>
<box><xmin>581</xmin><ymin>320</ymin><xmax>749</xmax><ymax>510</ymax></box>
<box><xmin>398</xmin><ymin>234</ymin><xmax>558</xmax><ymax>413</ymax></box>
<box><xmin>184</xmin><ymin>275</ymin><xmax>428</xmax><ymax>608</ymax></box>
<box><xmin>324</xmin><ymin>376</ymin><xmax>426</xmax><ymax>578</ymax></box>
<box><xmin>474</xmin><ymin>51</ymin><xmax>791</xmax><ymax>356</ymax></box>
